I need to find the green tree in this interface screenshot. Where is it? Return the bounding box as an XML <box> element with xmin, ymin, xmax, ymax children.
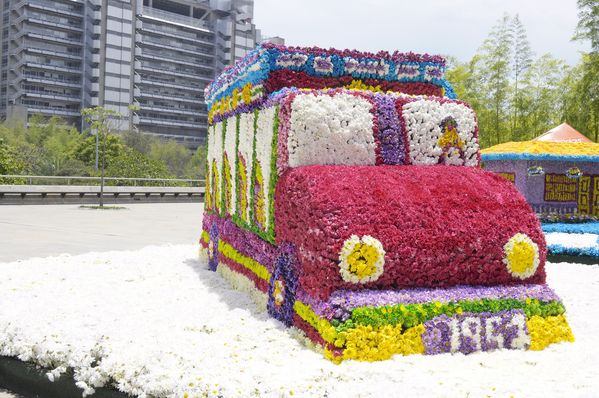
<box><xmin>572</xmin><ymin>0</ymin><xmax>599</xmax><ymax>141</ymax></box>
<box><xmin>519</xmin><ymin>54</ymin><xmax>567</xmax><ymax>140</ymax></box>
<box><xmin>184</xmin><ymin>145</ymin><xmax>207</xmax><ymax>180</ymax></box>
<box><xmin>120</xmin><ymin>129</ymin><xmax>156</xmax><ymax>154</ymax></box>
<box><xmin>573</xmin><ymin>0</ymin><xmax>599</xmax><ymax>53</ymax></box>
<box><xmin>72</xmin><ymin>133</ymin><xmax>123</xmax><ymax>167</ymax></box>
<box><xmin>149</xmin><ymin>139</ymin><xmax>191</xmax><ymax>177</ymax></box>
<box><xmin>510</xmin><ymin>14</ymin><xmax>533</xmax><ymax>140</ymax></box>
<box><xmin>81</xmin><ymin>106</ymin><xmax>122</xmax><ymax>207</ymax></box>
<box><xmin>106</xmin><ymin>148</ymin><xmax>174</xmax><ymax>185</ymax></box>
<box><xmin>0</xmin><ymin>138</ymin><xmax>25</xmax><ymax>183</ymax></box>
<box><xmin>478</xmin><ymin>13</ymin><xmax>513</xmax><ymax>146</ymax></box>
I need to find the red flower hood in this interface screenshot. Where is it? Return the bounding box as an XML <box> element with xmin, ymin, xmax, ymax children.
<box><xmin>275</xmin><ymin>165</ymin><xmax>546</xmax><ymax>300</ymax></box>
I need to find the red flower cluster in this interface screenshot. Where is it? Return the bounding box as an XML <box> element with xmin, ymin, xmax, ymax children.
<box><xmin>263</xmin><ymin>70</ymin><xmax>443</xmax><ymax>98</ymax></box>
<box><xmin>261</xmin><ymin>42</ymin><xmax>447</xmax><ymax>65</ymax></box>
<box><xmin>275</xmin><ymin>165</ymin><xmax>547</xmax><ymax>300</ymax></box>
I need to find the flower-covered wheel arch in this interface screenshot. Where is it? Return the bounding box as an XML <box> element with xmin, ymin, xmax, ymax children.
<box><xmin>267</xmin><ymin>243</ymin><xmax>298</xmax><ymax>327</ymax></box>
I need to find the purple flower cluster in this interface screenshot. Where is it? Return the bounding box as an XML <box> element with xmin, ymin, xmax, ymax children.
<box><xmin>373</xmin><ymin>93</ymin><xmax>405</xmax><ymax>165</ymax></box>
<box><xmin>202</xmin><ymin>214</ymin><xmax>277</xmax><ymax>273</ymax></box>
<box><xmin>267</xmin><ymin>243</ymin><xmax>299</xmax><ymax>326</ymax></box>
<box><xmin>208</xmin><ymin>222</ymin><xmax>219</xmax><ymax>271</ymax></box>
<box><xmin>422</xmin><ymin>310</ymin><xmax>530</xmax><ymax>355</ymax></box>
<box><xmin>327</xmin><ymin>284</ymin><xmax>559</xmax><ymax>317</ymax></box>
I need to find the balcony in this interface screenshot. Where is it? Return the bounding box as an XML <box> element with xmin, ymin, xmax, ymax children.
<box><xmin>138</xmin><ymin>77</ymin><xmax>202</xmax><ymax>92</ymax></box>
<box><xmin>138</xmin><ymin>25</ymin><xmax>213</xmax><ymax>46</ymax></box>
<box><xmin>138</xmin><ymin>116</ymin><xmax>203</xmax><ymax>129</ymax></box>
<box><xmin>140</xmin><ymin>39</ymin><xmax>214</xmax><ymax>58</ymax></box>
<box><xmin>136</xmin><ymin>64</ymin><xmax>212</xmax><ymax>82</ymax></box>
<box><xmin>139</xmin><ymin>7</ymin><xmax>209</xmax><ymax>31</ymax></box>
<box><xmin>141</xmin><ymin>105</ymin><xmax>205</xmax><ymax>117</ymax></box>
<box><xmin>136</xmin><ymin>90</ymin><xmax>201</xmax><ymax>104</ymax></box>
<box><xmin>24</xmin><ymin>31</ymin><xmax>83</xmax><ymax>46</ymax></box>
<box><xmin>24</xmin><ymin>104</ymin><xmax>80</xmax><ymax>117</ymax></box>
<box><xmin>24</xmin><ymin>62</ymin><xmax>81</xmax><ymax>75</ymax></box>
<box><xmin>24</xmin><ymin>91</ymin><xmax>81</xmax><ymax>103</ymax></box>
<box><xmin>26</xmin><ymin>0</ymin><xmax>83</xmax><ymax>18</ymax></box>
<box><xmin>27</xmin><ymin>16</ymin><xmax>84</xmax><ymax>33</ymax></box>
<box><xmin>27</xmin><ymin>47</ymin><xmax>82</xmax><ymax>61</ymax></box>
<box><xmin>137</xmin><ymin>51</ymin><xmax>213</xmax><ymax>71</ymax></box>
<box><xmin>23</xmin><ymin>75</ymin><xmax>81</xmax><ymax>88</ymax></box>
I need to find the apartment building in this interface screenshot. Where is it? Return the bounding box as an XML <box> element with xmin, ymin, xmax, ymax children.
<box><xmin>0</xmin><ymin>0</ymin><xmax>257</xmax><ymax>148</ymax></box>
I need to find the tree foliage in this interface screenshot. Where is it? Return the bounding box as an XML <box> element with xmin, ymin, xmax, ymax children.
<box><xmin>448</xmin><ymin>11</ymin><xmax>599</xmax><ymax>147</ymax></box>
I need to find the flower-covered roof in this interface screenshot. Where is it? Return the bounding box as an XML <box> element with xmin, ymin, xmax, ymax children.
<box><xmin>533</xmin><ymin>123</ymin><xmax>592</xmax><ymax>143</ymax></box>
<box><xmin>481</xmin><ymin>123</ymin><xmax>599</xmax><ymax>162</ymax></box>
<box><xmin>481</xmin><ymin>141</ymin><xmax>599</xmax><ymax>162</ymax></box>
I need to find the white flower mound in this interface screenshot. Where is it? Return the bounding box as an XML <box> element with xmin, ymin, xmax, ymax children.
<box><xmin>545</xmin><ymin>232</ymin><xmax>599</xmax><ymax>249</ymax></box>
<box><xmin>1</xmin><ymin>245</ymin><xmax>598</xmax><ymax>398</ymax></box>
<box><xmin>288</xmin><ymin>93</ymin><xmax>375</xmax><ymax>167</ymax></box>
<box><xmin>402</xmin><ymin>99</ymin><xmax>479</xmax><ymax>166</ymax></box>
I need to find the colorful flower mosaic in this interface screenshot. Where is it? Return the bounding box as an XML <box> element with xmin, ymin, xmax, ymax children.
<box><xmin>205</xmin><ymin>43</ymin><xmax>457</xmax><ymax>124</ymax></box>
<box><xmin>199</xmin><ymin>44</ymin><xmax>573</xmax><ymax>362</ymax></box>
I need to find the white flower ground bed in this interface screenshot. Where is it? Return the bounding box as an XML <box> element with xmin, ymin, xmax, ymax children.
<box><xmin>1</xmin><ymin>245</ymin><xmax>598</xmax><ymax>398</ymax></box>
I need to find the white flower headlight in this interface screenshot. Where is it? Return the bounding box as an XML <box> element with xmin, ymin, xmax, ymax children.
<box><xmin>339</xmin><ymin>235</ymin><xmax>386</xmax><ymax>284</ymax></box>
<box><xmin>503</xmin><ymin>233</ymin><xmax>540</xmax><ymax>280</ymax></box>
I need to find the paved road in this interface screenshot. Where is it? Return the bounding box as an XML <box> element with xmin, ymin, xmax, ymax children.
<box><xmin>0</xmin><ymin>202</ymin><xmax>204</xmax><ymax>397</ymax></box>
<box><xmin>0</xmin><ymin>203</ymin><xmax>204</xmax><ymax>263</ymax></box>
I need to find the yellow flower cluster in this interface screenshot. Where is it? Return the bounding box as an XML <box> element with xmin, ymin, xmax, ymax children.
<box><xmin>293</xmin><ymin>300</ymin><xmax>339</xmax><ymax>345</ymax></box>
<box><xmin>527</xmin><ymin>314</ymin><xmax>575</xmax><ymax>350</ymax></box>
<box><xmin>339</xmin><ymin>323</ymin><xmax>425</xmax><ymax>361</ymax></box>
<box><xmin>503</xmin><ymin>233</ymin><xmax>539</xmax><ymax>280</ymax></box>
<box><xmin>346</xmin><ymin>243</ymin><xmax>380</xmax><ymax>278</ymax></box>
<box><xmin>200</xmin><ymin>230</ymin><xmax>209</xmax><ymax>244</ymax></box>
<box><xmin>294</xmin><ymin>299</ymin><xmax>426</xmax><ymax>363</ymax></box>
<box><xmin>208</xmin><ymin>83</ymin><xmax>261</xmax><ymax>124</ymax></box>
<box><xmin>345</xmin><ymin>79</ymin><xmax>383</xmax><ymax>93</ymax></box>
<box><xmin>218</xmin><ymin>240</ymin><xmax>271</xmax><ymax>282</ymax></box>
<box><xmin>437</xmin><ymin>124</ymin><xmax>465</xmax><ymax>150</ymax></box>
<box><xmin>254</xmin><ymin>162</ymin><xmax>266</xmax><ymax>229</ymax></box>
<box><xmin>481</xmin><ymin>140</ymin><xmax>599</xmax><ymax>156</ymax></box>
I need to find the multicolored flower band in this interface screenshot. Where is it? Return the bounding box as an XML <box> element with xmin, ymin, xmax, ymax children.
<box><xmin>205</xmin><ymin>43</ymin><xmax>457</xmax><ymax>124</ymax></box>
<box><xmin>199</xmin><ymin>215</ymin><xmax>574</xmax><ymax>362</ymax></box>
<box><xmin>201</xmin><ymin>44</ymin><xmax>573</xmax><ymax>362</ymax></box>
<box><xmin>481</xmin><ymin>141</ymin><xmax>599</xmax><ymax>162</ymax></box>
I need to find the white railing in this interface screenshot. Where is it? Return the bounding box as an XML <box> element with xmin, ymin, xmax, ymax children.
<box><xmin>0</xmin><ymin>175</ymin><xmax>204</xmax><ymax>187</ymax></box>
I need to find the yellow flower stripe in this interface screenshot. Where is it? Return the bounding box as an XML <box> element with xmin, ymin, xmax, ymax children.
<box><xmin>294</xmin><ymin>299</ymin><xmax>426</xmax><ymax>362</ymax></box>
<box><xmin>208</xmin><ymin>83</ymin><xmax>264</xmax><ymax>124</ymax></box>
<box><xmin>527</xmin><ymin>314</ymin><xmax>575</xmax><ymax>350</ymax></box>
<box><xmin>200</xmin><ymin>230</ymin><xmax>209</xmax><ymax>244</ymax></box>
<box><xmin>217</xmin><ymin>240</ymin><xmax>271</xmax><ymax>282</ymax></box>
<box><xmin>293</xmin><ymin>300</ymin><xmax>340</xmax><ymax>345</ymax></box>
<box><xmin>481</xmin><ymin>140</ymin><xmax>599</xmax><ymax>156</ymax></box>
<box><xmin>339</xmin><ymin>323</ymin><xmax>425</xmax><ymax>362</ymax></box>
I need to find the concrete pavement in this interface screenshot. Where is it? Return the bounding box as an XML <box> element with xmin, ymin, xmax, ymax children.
<box><xmin>0</xmin><ymin>202</ymin><xmax>204</xmax><ymax>397</ymax></box>
<box><xmin>0</xmin><ymin>203</ymin><xmax>204</xmax><ymax>263</ymax></box>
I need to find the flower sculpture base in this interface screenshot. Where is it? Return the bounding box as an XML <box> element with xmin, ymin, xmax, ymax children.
<box><xmin>200</xmin><ymin>44</ymin><xmax>573</xmax><ymax>362</ymax></box>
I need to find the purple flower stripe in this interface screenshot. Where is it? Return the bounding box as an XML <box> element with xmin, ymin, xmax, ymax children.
<box><xmin>373</xmin><ymin>93</ymin><xmax>404</xmax><ymax>165</ymax></box>
<box><xmin>328</xmin><ymin>283</ymin><xmax>560</xmax><ymax>313</ymax></box>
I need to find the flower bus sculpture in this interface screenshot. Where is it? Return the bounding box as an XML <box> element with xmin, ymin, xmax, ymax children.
<box><xmin>199</xmin><ymin>43</ymin><xmax>574</xmax><ymax>362</ymax></box>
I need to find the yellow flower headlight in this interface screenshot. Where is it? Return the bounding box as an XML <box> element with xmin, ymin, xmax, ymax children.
<box><xmin>503</xmin><ymin>233</ymin><xmax>540</xmax><ymax>279</ymax></box>
<box><xmin>339</xmin><ymin>235</ymin><xmax>385</xmax><ymax>284</ymax></box>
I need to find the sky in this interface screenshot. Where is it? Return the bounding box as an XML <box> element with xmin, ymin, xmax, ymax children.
<box><xmin>253</xmin><ymin>0</ymin><xmax>590</xmax><ymax>65</ymax></box>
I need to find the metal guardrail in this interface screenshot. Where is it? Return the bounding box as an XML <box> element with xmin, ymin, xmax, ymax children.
<box><xmin>0</xmin><ymin>175</ymin><xmax>205</xmax><ymax>187</ymax></box>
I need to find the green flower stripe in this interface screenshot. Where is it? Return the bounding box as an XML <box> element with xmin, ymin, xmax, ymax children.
<box><xmin>331</xmin><ymin>298</ymin><xmax>566</xmax><ymax>332</ymax></box>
